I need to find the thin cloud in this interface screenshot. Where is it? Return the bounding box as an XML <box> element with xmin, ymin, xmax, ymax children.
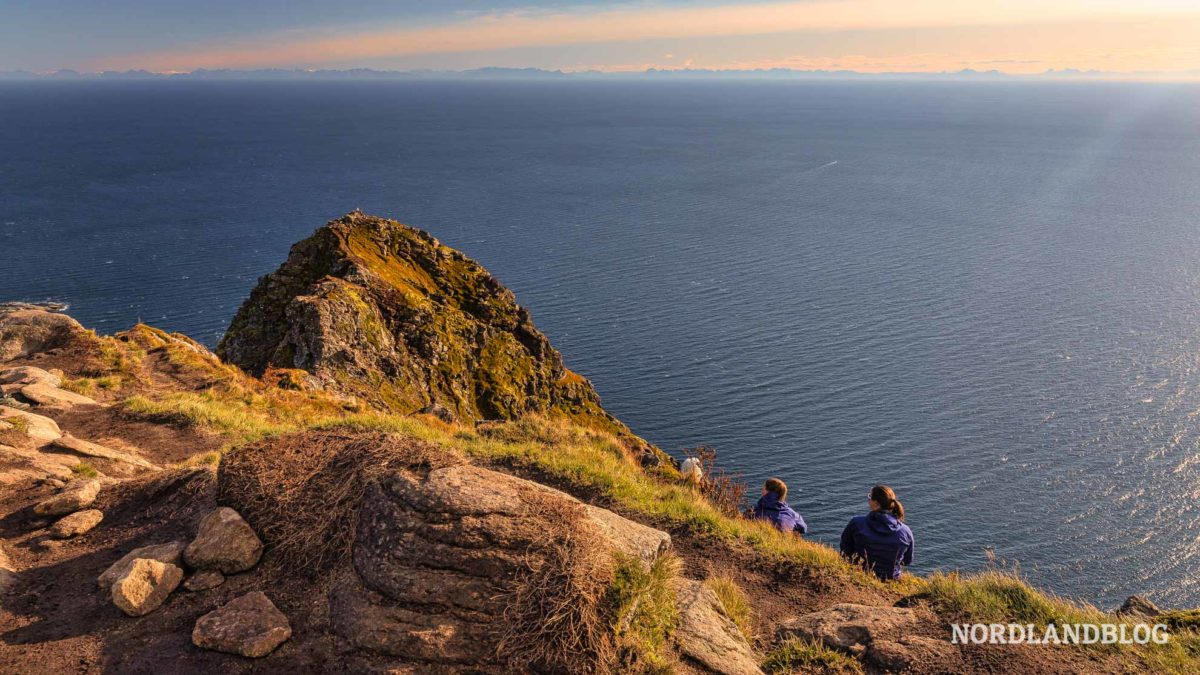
<box><xmin>88</xmin><ymin>0</ymin><xmax>1200</xmax><ymax>72</ymax></box>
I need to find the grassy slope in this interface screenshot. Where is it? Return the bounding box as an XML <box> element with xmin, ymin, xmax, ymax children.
<box><xmin>62</xmin><ymin>326</ymin><xmax>1200</xmax><ymax>673</ymax></box>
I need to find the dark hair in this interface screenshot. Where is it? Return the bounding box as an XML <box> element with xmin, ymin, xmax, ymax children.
<box><xmin>764</xmin><ymin>477</ymin><xmax>787</xmax><ymax>501</ymax></box>
<box><xmin>870</xmin><ymin>484</ymin><xmax>904</xmax><ymax>521</ymax></box>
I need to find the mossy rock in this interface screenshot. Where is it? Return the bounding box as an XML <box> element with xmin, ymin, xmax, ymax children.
<box><xmin>218</xmin><ymin>211</ymin><xmax>631</xmax><ymax>437</ymax></box>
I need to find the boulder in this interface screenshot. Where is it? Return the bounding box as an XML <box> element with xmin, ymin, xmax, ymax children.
<box><xmin>33</xmin><ymin>479</ymin><xmax>101</xmax><ymax>516</ymax></box>
<box><xmin>110</xmin><ymin>558</ymin><xmax>184</xmax><ymax>616</ymax></box>
<box><xmin>0</xmin><ymin>366</ymin><xmax>62</xmax><ymax>388</ymax></box>
<box><xmin>778</xmin><ymin>603</ymin><xmax>922</xmax><ymax>652</ymax></box>
<box><xmin>0</xmin><ymin>309</ymin><xmax>84</xmax><ymax>361</ymax></box>
<box><xmin>184</xmin><ymin>507</ymin><xmax>263</xmax><ymax>574</ymax></box>
<box><xmin>1117</xmin><ymin>595</ymin><xmax>1162</xmax><ymax>618</ymax></box>
<box><xmin>0</xmin><ymin>406</ymin><xmax>63</xmax><ymax>445</ymax></box>
<box><xmin>183</xmin><ymin>570</ymin><xmax>226</xmax><ymax>592</ymax></box>
<box><xmin>51</xmin><ymin>434</ymin><xmax>155</xmax><ymax>469</ymax></box>
<box><xmin>192</xmin><ymin>591</ymin><xmax>292</xmax><ymax>658</ymax></box>
<box><xmin>97</xmin><ymin>540</ymin><xmax>186</xmax><ymax>591</ymax></box>
<box><xmin>673</xmin><ymin>579</ymin><xmax>763</xmax><ymax>675</ymax></box>
<box><xmin>50</xmin><ymin>508</ymin><xmax>103</xmax><ymax>538</ymax></box>
<box><xmin>16</xmin><ymin>381</ymin><xmax>96</xmax><ymax>409</ymax></box>
<box><xmin>331</xmin><ymin>463</ymin><xmax>671</xmax><ymax>668</ymax></box>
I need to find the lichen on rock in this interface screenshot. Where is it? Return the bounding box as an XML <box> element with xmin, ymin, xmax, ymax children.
<box><xmin>217</xmin><ymin>211</ymin><xmax>628</xmax><ymax>433</ymax></box>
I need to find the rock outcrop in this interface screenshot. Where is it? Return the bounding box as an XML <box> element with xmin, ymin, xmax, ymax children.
<box><xmin>778</xmin><ymin>603</ymin><xmax>961</xmax><ymax>671</ymax></box>
<box><xmin>192</xmin><ymin>592</ymin><xmax>292</xmax><ymax>658</ymax></box>
<box><xmin>217</xmin><ymin>212</ymin><xmax>625</xmax><ymax>431</ymax></box>
<box><xmin>0</xmin><ymin>308</ymin><xmax>84</xmax><ymax>361</ymax></box>
<box><xmin>183</xmin><ymin>507</ymin><xmax>263</xmax><ymax>574</ymax></box>
<box><xmin>673</xmin><ymin>579</ymin><xmax>763</xmax><ymax>675</ymax></box>
<box><xmin>329</xmin><ymin>461</ymin><xmax>670</xmax><ymax>669</ymax></box>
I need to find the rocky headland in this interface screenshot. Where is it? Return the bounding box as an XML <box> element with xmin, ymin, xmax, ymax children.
<box><xmin>1</xmin><ymin>213</ymin><xmax>1197</xmax><ymax>674</ymax></box>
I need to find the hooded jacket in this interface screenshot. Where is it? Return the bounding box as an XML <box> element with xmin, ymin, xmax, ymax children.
<box><xmin>753</xmin><ymin>493</ymin><xmax>807</xmax><ymax>534</ymax></box>
<box><xmin>839</xmin><ymin>511</ymin><xmax>914</xmax><ymax>581</ymax></box>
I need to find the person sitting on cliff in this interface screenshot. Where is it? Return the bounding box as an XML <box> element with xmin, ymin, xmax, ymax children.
<box><xmin>839</xmin><ymin>484</ymin><xmax>914</xmax><ymax>581</ymax></box>
<box><xmin>751</xmin><ymin>478</ymin><xmax>807</xmax><ymax>535</ymax></box>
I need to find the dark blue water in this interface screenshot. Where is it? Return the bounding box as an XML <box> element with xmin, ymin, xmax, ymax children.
<box><xmin>3</xmin><ymin>80</ymin><xmax>1200</xmax><ymax>608</ymax></box>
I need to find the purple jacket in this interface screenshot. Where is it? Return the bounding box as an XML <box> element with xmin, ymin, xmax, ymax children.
<box><xmin>753</xmin><ymin>493</ymin><xmax>807</xmax><ymax>534</ymax></box>
<box><xmin>840</xmin><ymin>511</ymin><xmax>914</xmax><ymax>580</ymax></box>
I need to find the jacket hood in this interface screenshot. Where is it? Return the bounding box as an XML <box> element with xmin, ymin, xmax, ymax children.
<box><xmin>756</xmin><ymin>493</ymin><xmax>790</xmax><ymax>512</ymax></box>
<box><xmin>867</xmin><ymin>510</ymin><xmax>904</xmax><ymax>533</ymax></box>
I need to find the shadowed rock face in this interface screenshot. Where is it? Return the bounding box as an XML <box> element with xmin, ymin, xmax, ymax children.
<box><xmin>218</xmin><ymin>212</ymin><xmax>623</xmax><ymax>428</ymax></box>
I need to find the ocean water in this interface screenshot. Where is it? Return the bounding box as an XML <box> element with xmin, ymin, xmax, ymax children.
<box><xmin>3</xmin><ymin>79</ymin><xmax>1200</xmax><ymax>608</ymax></box>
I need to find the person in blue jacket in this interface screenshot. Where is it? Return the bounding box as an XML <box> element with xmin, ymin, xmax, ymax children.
<box><xmin>840</xmin><ymin>484</ymin><xmax>914</xmax><ymax>581</ymax></box>
<box><xmin>752</xmin><ymin>478</ymin><xmax>807</xmax><ymax>535</ymax></box>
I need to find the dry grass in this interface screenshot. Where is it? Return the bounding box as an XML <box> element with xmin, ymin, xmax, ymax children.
<box><xmin>216</xmin><ymin>431</ymin><xmax>461</xmax><ymax>574</ymax></box>
<box><xmin>706</xmin><ymin>573</ymin><xmax>754</xmax><ymax>641</ymax></box>
<box><xmin>499</xmin><ymin>490</ymin><xmax>619</xmax><ymax>674</ymax></box>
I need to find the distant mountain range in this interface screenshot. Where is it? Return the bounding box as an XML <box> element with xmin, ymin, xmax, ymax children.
<box><xmin>1</xmin><ymin>66</ymin><xmax>1193</xmax><ymax>81</ymax></box>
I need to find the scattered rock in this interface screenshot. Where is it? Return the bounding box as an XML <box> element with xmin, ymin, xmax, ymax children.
<box><xmin>51</xmin><ymin>434</ymin><xmax>155</xmax><ymax>469</ymax></box>
<box><xmin>110</xmin><ymin>558</ymin><xmax>184</xmax><ymax>616</ymax></box>
<box><xmin>50</xmin><ymin>508</ymin><xmax>103</xmax><ymax>538</ymax></box>
<box><xmin>777</xmin><ymin>603</ymin><xmax>922</xmax><ymax>652</ymax></box>
<box><xmin>673</xmin><ymin>579</ymin><xmax>763</xmax><ymax>675</ymax></box>
<box><xmin>1118</xmin><ymin>595</ymin><xmax>1162</xmax><ymax>618</ymax></box>
<box><xmin>0</xmin><ymin>406</ymin><xmax>63</xmax><ymax>444</ymax></box>
<box><xmin>16</xmin><ymin>381</ymin><xmax>97</xmax><ymax>408</ymax></box>
<box><xmin>0</xmin><ymin>366</ymin><xmax>62</xmax><ymax>388</ymax></box>
<box><xmin>33</xmin><ymin>478</ymin><xmax>101</xmax><ymax>516</ymax></box>
<box><xmin>98</xmin><ymin>541</ymin><xmax>187</xmax><ymax>591</ymax></box>
<box><xmin>184</xmin><ymin>507</ymin><xmax>263</xmax><ymax>574</ymax></box>
<box><xmin>184</xmin><ymin>570</ymin><xmax>226</xmax><ymax>592</ymax></box>
<box><xmin>192</xmin><ymin>591</ymin><xmax>292</xmax><ymax>658</ymax></box>
<box><xmin>0</xmin><ymin>309</ymin><xmax>84</xmax><ymax>361</ymax></box>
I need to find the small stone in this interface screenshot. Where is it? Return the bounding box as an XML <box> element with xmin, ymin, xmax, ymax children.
<box><xmin>98</xmin><ymin>541</ymin><xmax>186</xmax><ymax>591</ymax></box>
<box><xmin>192</xmin><ymin>591</ymin><xmax>291</xmax><ymax>658</ymax></box>
<box><xmin>184</xmin><ymin>507</ymin><xmax>263</xmax><ymax>574</ymax></box>
<box><xmin>50</xmin><ymin>508</ymin><xmax>103</xmax><ymax>538</ymax></box>
<box><xmin>33</xmin><ymin>479</ymin><xmax>100</xmax><ymax>516</ymax></box>
<box><xmin>51</xmin><ymin>434</ymin><xmax>155</xmax><ymax>469</ymax></box>
<box><xmin>184</xmin><ymin>570</ymin><xmax>226</xmax><ymax>592</ymax></box>
<box><xmin>111</xmin><ymin>558</ymin><xmax>183</xmax><ymax>616</ymax></box>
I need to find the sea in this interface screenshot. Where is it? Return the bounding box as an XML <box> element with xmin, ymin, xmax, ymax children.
<box><xmin>2</xmin><ymin>78</ymin><xmax>1199</xmax><ymax>609</ymax></box>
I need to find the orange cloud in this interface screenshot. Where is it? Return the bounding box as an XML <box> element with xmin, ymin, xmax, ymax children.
<box><xmin>89</xmin><ymin>0</ymin><xmax>1200</xmax><ymax>74</ymax></box>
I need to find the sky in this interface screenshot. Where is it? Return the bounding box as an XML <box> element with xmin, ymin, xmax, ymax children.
<box><xmin>2</xmin><ymin>0</ymin><xmax>1199</xmax><ymax>76</ymax></box>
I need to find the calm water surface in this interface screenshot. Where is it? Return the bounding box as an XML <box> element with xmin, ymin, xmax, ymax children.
<box><xmin>3</xmin><ymin>79</ymin><xmax>1200</xmax><ymax>607</ymax></box>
